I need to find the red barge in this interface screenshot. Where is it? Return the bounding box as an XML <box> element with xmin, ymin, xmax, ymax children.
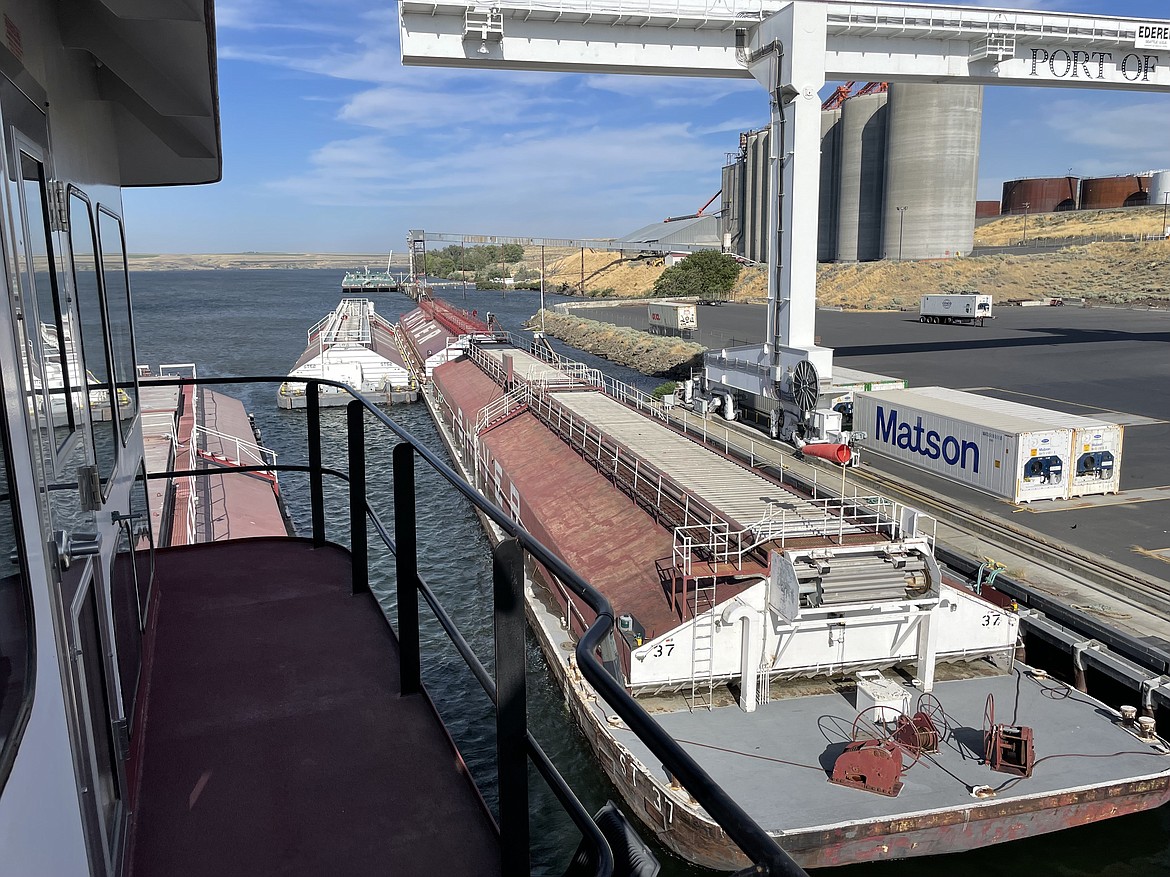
<box><xmin>396</xmin><ymin>305</ymin><xmax>1170</xmax><ymax>871</ymax></box>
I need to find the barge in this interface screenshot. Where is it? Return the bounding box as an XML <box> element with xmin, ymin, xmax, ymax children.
<box><xmin>408</xmin><ymin>316</ymin><xmax>1170</xmax><ymax>870</ymax></box>
<box><xmin>278</xmin><ymin>298</ymin><xmax>417</xmax><ymax>408</ymax></box>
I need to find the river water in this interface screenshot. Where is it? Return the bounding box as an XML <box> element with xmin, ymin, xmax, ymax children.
<box><xmin>130</xmin><ymin>269</ymin><xmax>1170</xmax><ymax>877</ymax></box>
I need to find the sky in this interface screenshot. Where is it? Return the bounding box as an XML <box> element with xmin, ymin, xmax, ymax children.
<box><xmin>122</xmin><ymin>0</ymin><xmax>1170</xmax><ymax>254</ymax></box>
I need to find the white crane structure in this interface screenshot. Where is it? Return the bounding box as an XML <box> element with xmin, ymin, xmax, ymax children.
<box><xmin>400</xmin><ymin>2</ymin><xmax>1170</xmax><ymax>443</ymax></box>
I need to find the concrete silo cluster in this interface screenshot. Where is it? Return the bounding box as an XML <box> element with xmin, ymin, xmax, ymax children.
<box><xmin>721</xmin><ymin>83</ymin><xmax>983</xmax><ymax>264</ymax></box>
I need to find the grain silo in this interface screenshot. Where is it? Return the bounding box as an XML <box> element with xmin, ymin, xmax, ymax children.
<box><xmin>1080</xmin><ymin>175</ymin><xmax>1152</xmax><ymax>209</ymax></box>
<box><xmin>1001</xmin><ymin>177</ymin><xmax>1080</xmax><ymax>214</ymax></box>
<box><xmin>836</xmin><ymin>92</ymin><xmax>887</xmax><ymax>262</ymax></box>
<box><xmin>721</xmin><ymin>157</ymin><xmax>744</xmax><ymax>256</ymax></box>
<box><xmin>818</xmin><ymin>108</ymin><xmax>842</xmax><ymax>262</ymax></box>
<box><xmin>976</xmin><ymin>200</ymin><xmax>1000</xmax><ymax>218</ymax></box>
<box><xmin>742</xmin><ymin>127</ymin><xmax>770</xmax><ymax>264</ymax></box>
<box><xmin>881</xmin><ymin>83</ymin><xmax>982</xmax><ymax>261</ymax></box>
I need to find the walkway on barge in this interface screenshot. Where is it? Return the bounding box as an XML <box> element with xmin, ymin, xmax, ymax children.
<box><xmin>474</xmin><ymin>345</ymin><xmax>879</xmax><ymax>548</ymax></box>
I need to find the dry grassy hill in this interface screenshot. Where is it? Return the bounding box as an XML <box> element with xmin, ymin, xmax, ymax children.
<box><xmin>974</xmin><ymin>205</ymin><xmax>1168</xmax><ymax>247</ymax></box>
<box><xmin>537</xmin><ymin>209</ymin><xmax>1170</xmax><ymax>310</ymax></box>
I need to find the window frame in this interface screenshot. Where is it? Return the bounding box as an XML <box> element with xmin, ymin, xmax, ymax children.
<box><xmin>66</xmin><ymin>188</ymin><xmax>120</xmax><ymax>501</ymax></box>
<box><xmin>95</xmin><ymin>206</ymin><xmax>138</xmax><ymax>446</ymax></box>
<box><xmin>0</xmin><ymin>355</ymin><xmax>38</xmax><ymax>795</ymax></box>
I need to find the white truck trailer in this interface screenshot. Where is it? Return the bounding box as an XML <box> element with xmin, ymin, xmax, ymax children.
<box><xmin>647</xmin><ymin>301</ymin><xmax>698</xmax><ymax>337</ymax></box>
<box><xmin>919</xmin><ymin>294</ymin><xmax>993</xmax><ymax>326</ymax></box>
<box><xmin>854</xmin><ymin>387</ymin><xmax>1076</xmax><ymax>503</ymax></box>
<box><xmin>910</xmin><ymin>387</ymin><xmax>1123</xmax><ymax>498</ymax></box>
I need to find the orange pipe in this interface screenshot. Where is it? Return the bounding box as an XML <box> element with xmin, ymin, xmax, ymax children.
<box><xmin>802</xmin><ymin>443</ymin><xmax>852</xmax><ymax>465</ymax></box>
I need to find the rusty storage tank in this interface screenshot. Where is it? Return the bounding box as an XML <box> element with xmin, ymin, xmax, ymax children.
<box><xmin>1001</xmin><ymin>177</ymin><xmax>1079</xmax><ymax>214</ymax></box>
<box><xmin>819</xmin><ymin>108</ymin><xmax>842</xmax><ymax>262</ymax></box>
<box><xmin>976</xmin><ymin>200</ymin><xmax>1000</xmax><ymax>218</ymax></box>
<box><xmin>742</xmin><ymin>127</ymin><xmax>770</xmax><ymax>264</ymax></box>
<box><xmin>721</xmin><ymin>157</ymin><xmax>744</xmax><ymax>257</ymax></box>
<box><xmin>881</xmin><ymin>83</ymin><xmax>982</xmax><ymax>260</ymax></box>
<box><xmin>1080</xmin><ymin>175</ymin><xmax>1152</xmax><ymax>209</ymax></box>
<box><xmin>836</xmin><ymin>92</ymin><xmax>887</xmax><ymax>262</ymax></box>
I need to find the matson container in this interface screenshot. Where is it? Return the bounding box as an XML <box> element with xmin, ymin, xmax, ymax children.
<box><xmin>854</xmin><ymin>387</ymin><xmax>1073</xmax><ymax>502</ymax></box>
<box><xmin>912</xmin><ymin>387</ymin><xmax>1123</xmax><ymax>498</ymax></box>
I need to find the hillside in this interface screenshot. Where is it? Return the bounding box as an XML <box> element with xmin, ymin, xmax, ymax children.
<box><xmin>539</xmin><ymin>221</ymin><xmax>1170</xmax><ymax>310</ymax></box>
<box><xmin>974</xmin><ymin>205</ymin><xmax>1168</xmax><ymax>247</ymax></box>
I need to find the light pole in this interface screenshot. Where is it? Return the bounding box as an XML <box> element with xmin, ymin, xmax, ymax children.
<box><xmin>896</xmin><ymin>206</ymin><xmax>908</xmax><ymax>261</ymax></box>
<box><xmin>1163</xmin><ymin>193</ymin><xmax>1169</xmax><ymax>239</ymax></box>
<box><xmin>1022</xmin><ymin>201</ymin><xmax>1030</xmax><ymax>245</ymax></box>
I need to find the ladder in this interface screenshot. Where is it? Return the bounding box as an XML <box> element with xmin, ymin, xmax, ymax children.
<box><xmin>688</xmin><ymin>578</ymin><xmax>717</xmax><ymax>711</ymax></box>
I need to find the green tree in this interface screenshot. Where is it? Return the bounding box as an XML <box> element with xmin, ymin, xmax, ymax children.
<box><xmin>652</xmin><ymin>250</ymin><xmax>740</xmax><ymax>298</ymax></box>
<box><xmin>500</xmin><ymin>243</ymin><xmax>525</xmax><ymax>263</ymax></box>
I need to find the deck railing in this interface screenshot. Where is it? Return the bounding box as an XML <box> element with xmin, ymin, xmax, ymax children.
<box><xmin>147</xmin><ymin>374</ymin><xmax>807</xmax><ymax>877</ymax></box>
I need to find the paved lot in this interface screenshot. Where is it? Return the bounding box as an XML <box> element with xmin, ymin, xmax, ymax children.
<box><xmin>573</xmin><ymin>301</ymin><xmax>1170</xmax><ymax>583</ymax></box>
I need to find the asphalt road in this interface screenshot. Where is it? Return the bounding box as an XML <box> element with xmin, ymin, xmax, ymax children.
<box><xmin>572</xmin><ymin>301</ymin><xmax>1170</xmax><ymax>582</ymax></box>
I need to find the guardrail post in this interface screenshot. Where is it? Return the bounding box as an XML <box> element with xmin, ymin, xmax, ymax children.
<box><xmin>307</xmin><ymin>381</ymin><xmax>326</xmax><ymax>546</ymax></box>
<box><xmin>493</xmin><ymin>537</ymin><xmax>529</xmax><ymax>875</ymax></box>
<box><xmin>348</xmin><ymin>401</ymin><xmax>368</xmax><ymax>595</ymax></box>
<box><xmin>393</xmin><ymin>442</ymin><xmax>422</xmax><ymax>696</ymax></box>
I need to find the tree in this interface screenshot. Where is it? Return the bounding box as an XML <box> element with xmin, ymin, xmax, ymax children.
<box><xmin>652</xmin><ymin>250</ymin><xmax>740</xmax><ymax>298</ymax></box>
<box><xmin>500</xmin><ymin>243</ymin><xmax>525</xmax><ymax>263</ymax></box>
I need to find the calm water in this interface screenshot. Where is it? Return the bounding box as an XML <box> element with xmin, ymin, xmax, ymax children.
<box><xmin>130</xmin><ymin>269</ymin><xmax>1170</xmax><ymax>876</ymax></box>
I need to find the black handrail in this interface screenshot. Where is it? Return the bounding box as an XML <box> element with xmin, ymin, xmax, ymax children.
<box><xmin>146</xmin><ymin>373</ymin><xmax>806</xmax><ymax>877</ymax></box>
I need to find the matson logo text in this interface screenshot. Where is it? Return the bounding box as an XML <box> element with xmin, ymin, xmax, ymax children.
<box><xmin>875</xmin><ymin>406</ymin><xmax>981</xmax><ymax>472</ymax></box>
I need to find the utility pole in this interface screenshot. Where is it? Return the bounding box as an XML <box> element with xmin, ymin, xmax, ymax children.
<box><xmin>1022</xmin><ymin>202</ymin><xmax>1030</xmax><ymax>245</ymax></box>
<box><xmin>896</xmin><ymin>206</ymin><xmax>908</xmax><ymax>261</ymax></box>
<box><xmin>1163</xmin><ymin>193</ymin><xmax>1169</xmax><ymax>239</ymax></box>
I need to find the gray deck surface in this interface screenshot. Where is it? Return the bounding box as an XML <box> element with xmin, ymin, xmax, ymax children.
<box><xmin>606</xmin><ymin>669</ymin><xmax>1170</xmax><ymax>833</ymax></box>
<box><xmin>552</xmin><ymin>389</ymin><xmax>863</xmax><ymax>539</ymax></box>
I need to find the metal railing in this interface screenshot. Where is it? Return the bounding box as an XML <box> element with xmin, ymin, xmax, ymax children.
<box><xmin>147</xmin><ymin>374</ymin><xmax>806</xmax><ymax>877</ymax></box>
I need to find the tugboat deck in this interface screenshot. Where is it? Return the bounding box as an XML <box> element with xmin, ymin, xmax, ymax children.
<box><xmin>605</xmin><ymin>666</ymin><xmax>1170</xmax><ymax>861</ymax></box>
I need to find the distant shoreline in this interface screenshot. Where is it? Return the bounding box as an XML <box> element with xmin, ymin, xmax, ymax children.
<box><xmin>127</xmin><ymin>253</ymin><xmax>407</xmax><ymax>271</ymax></box>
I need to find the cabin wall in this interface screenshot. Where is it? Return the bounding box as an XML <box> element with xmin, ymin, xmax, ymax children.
<box><xmin>0</xmin><ymin>4</ymin><xmax>138</xmax><ymax>874</ymax></box>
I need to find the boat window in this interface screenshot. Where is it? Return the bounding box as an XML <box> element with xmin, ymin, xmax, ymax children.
<box><xmin>97</xmin><ymin>210</ymin><xmax>137</xmax><ymax>443</ymax></box>
<box><xmin>12</xmin><ymin>149</ymin><xmax>78</xmax><ymax>465</ymax></box>
<box><xmin>0</xmin><ymin>365</ymin><xmax>35</xmax><ymax>792</ymax></box>
<box><xmin>68</xmin><ymin>192</ymin><xmax>118</xmax><ymax>495</ymax></box>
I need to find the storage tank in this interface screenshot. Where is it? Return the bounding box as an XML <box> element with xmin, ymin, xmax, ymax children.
<box><xmin>975</xmin><ymin>200</ymin><xmax>1000</xmax><ymax>218</ymax></box>
<box><xmin>1001</xmin><ymin>177</ymin><xmax>1079</xmax><ymax>214</ymax></box>
<box><xmin>1148</xmin><ymin>170</ymin><xmax>1170</xmax><ymax>213</ymax></box>
<box><xmin>818</xmin><ymin>108</ymin><xmax>842</xmax><ymax>262</ymax></box>
<box><xmin>1080</xmin><ymin>175</ymin><xmax>1152</xmax><ymax>209</ymax></box>
<box><xmin>881</xmin><ymin>83</ymin><xmax>982</xmax><ymax>260</ymax></box>
<box><xmin>836</xmin><ymin>92</ymin><xmax>887</xmax><ymax>262</ymax></box>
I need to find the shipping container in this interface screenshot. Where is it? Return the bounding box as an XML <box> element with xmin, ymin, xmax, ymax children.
<box><xmin>919</xmin><ymin>294</ymin><xmax>992</xmax><ymax>325</ymax></box>
<box><xmin>911</xmin><ymin>388</ymin><xmax>1123</xmax><ymax>498</ymax></box>
<box><xmin>854</xmin><ymin>387</ymin><xmax>1073</xmax><ymax>502</ymax></box>
<box><xmin>647</xmin><ymin>301</ymin><xmax>698</xmax><ymax>336</ymax></box>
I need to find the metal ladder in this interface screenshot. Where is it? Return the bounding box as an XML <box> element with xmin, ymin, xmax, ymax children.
<box><xmin>688</xmin><ymin>578</ymin><xmax>717</xmax><ymax>711</ymax></box>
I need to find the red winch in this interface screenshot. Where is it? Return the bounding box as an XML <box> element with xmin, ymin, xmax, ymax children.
<box><xmin>829</xmin><ymin>739</ymin><xmax>905</xmax><ymax>797</ymax></box>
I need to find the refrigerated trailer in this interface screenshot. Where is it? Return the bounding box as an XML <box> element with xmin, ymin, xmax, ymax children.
<box><xmin>854</xmin><ymin>387</ymin><xmax>1076</xmax><ymax>503</ymax></box>
<box><xmin>910</xmin><ymin>388</ymin><xmax>1123</xmax><ymax>498</ymax></box>
<box><xmin>919</xmin><ymin>294</ymin><xmax>993</xmax><ymax>326</ymax></box>
<box><xmin>647</xmin><ymin>301</ymin><xmax>698</xmax><ymax>337</ymax></box>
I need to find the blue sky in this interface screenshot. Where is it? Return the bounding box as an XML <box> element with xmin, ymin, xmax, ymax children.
<box><xmin>123</xmin><ymin>0</ymin><xmax>1170</xmax><ymax>254</ymax></box>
